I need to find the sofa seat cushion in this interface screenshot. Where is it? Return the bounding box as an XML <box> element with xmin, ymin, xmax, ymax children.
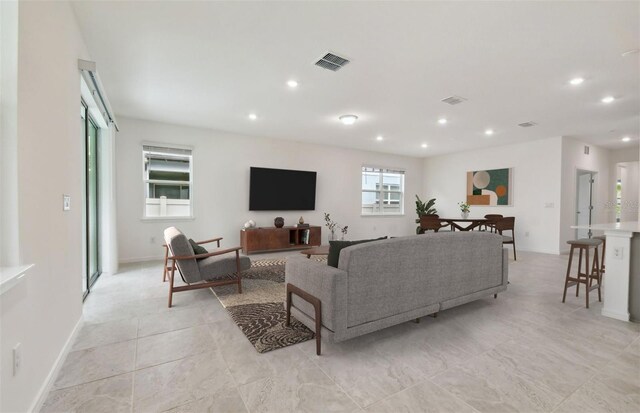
<box><xmin>197</xmin><ymin>255</ymin><xmax>251</xmax><ymax>281</ymax></box>
<box><xmin>327</xmin><ymin>237</ymin><xmax>387</xmax><ymax>268</ymax></box>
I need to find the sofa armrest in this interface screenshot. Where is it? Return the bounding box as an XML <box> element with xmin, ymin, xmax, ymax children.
<box><xmin>285</xmin><ymin>255</ymin><xmax>347</xmax><ymax>332</ymax></box>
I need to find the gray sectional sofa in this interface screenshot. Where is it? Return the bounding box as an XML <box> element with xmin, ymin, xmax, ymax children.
<box><xmin>285</xmin><ymin>232</ymin><xmax>508</xmax><ymax>349</ymax></box>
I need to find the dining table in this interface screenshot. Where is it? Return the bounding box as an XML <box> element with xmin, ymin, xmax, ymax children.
<box><xmin>438</xmin><ymin>217</ymin><xmax>488</xmax><ymax>231</ymax></box>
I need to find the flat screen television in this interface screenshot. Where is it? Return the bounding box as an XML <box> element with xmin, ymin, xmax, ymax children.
<box><xmin>249</xmin><ymin>167</ymin><xmax>317</xmax><ymax>211</ymax></box>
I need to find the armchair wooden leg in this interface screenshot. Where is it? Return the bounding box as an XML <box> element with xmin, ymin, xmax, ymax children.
<box><xmin>286</xmin><ymin>283</ymin><xmax>322</xmax><ymax>356</ymax></box>
<box><xmin>235</xmin><ymin>251</ymin><xmax>243</xmax><ymax>294</ymax></box>
<box><xmin>168</xmin><ymin>262</ymin><xmax>176</xmax><ymax>308</ymax></box>
<box><xmin>162</xmin><ymin>245</ymin><xmax>169</xmax><ymax>282</ymax></box>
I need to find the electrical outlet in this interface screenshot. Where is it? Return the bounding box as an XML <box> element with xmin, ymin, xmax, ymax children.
<box><xmin>63</xmin><ymin>195</ymin><xmax>71</xmax><ymax>211</ymax></box>
<box><xmin>613</xmin><ymin>247</ymin><xmax>623</xmax><ymax>260</ymax></box>
<box><xmin>13</xmin><ymin>343</ymin><xmax>21</xmax><ymax>376</ymax></box>
<box><xmin>150</xmin><ymin>236</ymin><xmax>156</xmax><ymax>244</ymax></box>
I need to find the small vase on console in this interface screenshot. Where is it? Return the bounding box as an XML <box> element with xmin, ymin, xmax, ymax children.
<box><xmin>461</xmin><ymin>211</ymin><xmax>469</xmax><ymax>219</ymax></box>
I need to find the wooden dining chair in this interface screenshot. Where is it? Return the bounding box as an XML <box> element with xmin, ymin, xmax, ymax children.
<box><xmin>420</xmin><ymin>214</ymin><xmax>450</xmax><ymax>233</ymax></box>
<box><xmin>495</xmin><ymin>217</ymin><xmax>516</xmax><ymax>260</ymax></box>
<box><xmin>483</xmin><ymin>214</ymin><xmax>503</xmax><ymax>233</ymax></box>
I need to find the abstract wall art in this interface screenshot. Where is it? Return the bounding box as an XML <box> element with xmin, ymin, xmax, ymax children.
<box><xmin>466</xmin><ymin>168</ymin><xmax>512</xmax><ymax>206</ymax></box>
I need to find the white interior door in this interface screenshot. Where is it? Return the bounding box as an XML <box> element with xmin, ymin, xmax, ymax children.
<box><xmin>576</xmin><ymin>172</ymin><xmax>593</xmax><ymax>239</ymax></box>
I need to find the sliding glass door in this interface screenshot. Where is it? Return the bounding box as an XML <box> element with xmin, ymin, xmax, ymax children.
<box><xmin>82</xmin><ymin>102</ymin><xmax>100</xmax><ymax>299</ymax></box>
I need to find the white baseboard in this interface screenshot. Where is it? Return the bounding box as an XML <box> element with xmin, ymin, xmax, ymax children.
<box><xmin>118</xmin><ymin>255</ymin><xmax>164</xmax><ymax>264</ymax></box>
<box><xmin>29</xmin><ymin>317</ymin><xmax>83</xmax><ymax>413</ymax></box>
<box><xmin>601</xmin><ymin>309</ymin><xmax>630</xmax><ymax>322</ymax></box>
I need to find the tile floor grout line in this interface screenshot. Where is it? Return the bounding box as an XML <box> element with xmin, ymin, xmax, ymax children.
<box><xmin>130</xmin><ymin>318</ymin><xmax>139</xmax><ymax>413</ymax></box>
<box><xmin>304</xmin><ymin>348</ymin><xmax>367</xmax><ymax>410</ymax></box>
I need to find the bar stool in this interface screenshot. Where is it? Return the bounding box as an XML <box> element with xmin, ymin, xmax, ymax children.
<box><xmin>593</xmin><ymin>235</ymin><xmax>606</xmax><ymax>275</ymax></box>
<box><xmin>562</xmin><ymin>238</ymin><xmax>602</xmax><ymax>308</ymax></box>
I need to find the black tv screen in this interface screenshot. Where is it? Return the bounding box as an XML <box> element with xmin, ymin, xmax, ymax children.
<box><xmin>249</xmin><ymin>167</ymin><xmax>317</xmax><ymax>211</ymax></box>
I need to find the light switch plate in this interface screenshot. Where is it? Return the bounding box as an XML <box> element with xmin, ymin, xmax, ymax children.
<box><xmin>63</xmin><ymin>195</ymin><xmax>71</xmax><ymax>211</ymax></box>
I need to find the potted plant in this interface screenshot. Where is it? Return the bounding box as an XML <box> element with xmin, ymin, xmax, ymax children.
<box><xmin>415</xmin><ymin>195</ymin><xmax>437</xmax><ymax>234</ymax></box>
<box><xmin>458</xmin><ymin>202</ymin><xmax>471</xmax><ymax>219</ymax></box>
<box><xmin>324</xmin><ymin>213</ymin><xmax>348</xmax><ymax>241</ymax></box>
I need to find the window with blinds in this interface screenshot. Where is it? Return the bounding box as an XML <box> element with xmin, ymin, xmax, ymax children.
<box><xmin>142</xmin><ymin>145</ymin><xmax>193</xmax><ymax>218</ymax></box>
<box><xmin>361</xmin><ymin>166</ymin><xmax>405</xmax><ymax>215</ymax></box>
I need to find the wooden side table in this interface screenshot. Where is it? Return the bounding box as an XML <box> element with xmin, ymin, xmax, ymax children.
<box><xmin>299</xmin><ymin>245</ymin><xmax>330</xmax><ymax>259</ymax></box>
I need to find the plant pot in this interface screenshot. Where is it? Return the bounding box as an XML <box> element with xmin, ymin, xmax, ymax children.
<box><xmin>461</xmin><ymin>211</ymin><xmax>469</xmax><ymax>219</ymax></box>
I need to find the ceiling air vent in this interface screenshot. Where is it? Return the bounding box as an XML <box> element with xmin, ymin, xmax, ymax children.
<box><xmin>315</xmin><ymin>52</ymin><xmax>350</xmax><ymax>72</ymax></box>
<box><xmin>518</xmin><ymin>121</ymin><xmax>538</xmax><ymax>128</ymax></box>
<box><xmin>441</xmin><ymin>95</ymin><xmax>467</xmax><ymax>105</ymax></box>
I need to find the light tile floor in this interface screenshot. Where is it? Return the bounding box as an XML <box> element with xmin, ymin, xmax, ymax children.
<box><xmin>40</xmin><ymin>251</ymin><xmax>640</xmax><ymax>412</ymax></box>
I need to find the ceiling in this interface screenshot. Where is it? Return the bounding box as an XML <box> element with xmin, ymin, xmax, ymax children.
<box><xmin>71</xmin><ymin>1</ymin><xmax>640</xmax><ymax>157</ymax></box>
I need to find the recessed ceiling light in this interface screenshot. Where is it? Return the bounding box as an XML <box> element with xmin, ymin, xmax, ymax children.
<box><xmin>601</xmin><ymin>96</ymin><xmax>615</xmax><ymax>104</ymax></box>
<box><xmin>287</xmin><ymin>80</ymin><xmax>298</xmax><ymax>88</ymax></box>
<box><xmin>484</xmin><ymin>129</ymin><xmax>494</xmax><ymax>136</ymax></box>
<box><xmin>622</xmin><ymin>136</ymin><xmax>631</xmax><ymax>142</ymax></box>
<box><xmin>339</xmin><ymin>114</ymin><xmax>358</xmax><ymax>125</ymax></box>
<box><xmin>376</xmin><ymin>135</ymin><xmax>384</xmax><ymax>141</ymax></box>
<box><xmin>421</xmin><ymin>143</ymin><xmax>428</xmax><ymax>148</ymax></box>
<box><xmin>569</xmin><ymin>77</ymin><xmax>584</xmax><ymax>85</ymax></box>
<box><xmin>438</xmin><ymin>118</ymin><xmax>448</xmax><ymax>125</ymax></box>
<box><xmin>248</xmin><ymin>113</ymin><xmax>257</xmax><ymax>120</ymax></box>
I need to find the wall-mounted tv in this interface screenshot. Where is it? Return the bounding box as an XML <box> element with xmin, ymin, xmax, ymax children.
<box><xmin>249</xmin><ymin>167</ymin><xmax>317</xmax><ymax>211</ymax></box>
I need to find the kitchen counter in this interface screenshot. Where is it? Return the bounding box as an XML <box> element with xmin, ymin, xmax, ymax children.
<box><xmin>571</xmin><ymin>221</ymin><xmax>639</xmax><ymax>322</ymax></box>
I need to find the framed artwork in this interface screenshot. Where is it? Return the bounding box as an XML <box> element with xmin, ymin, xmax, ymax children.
<box><xmin>466</xmin><ymin>168</ymin><xmax>512</xmax><ymax>206</ymax></box>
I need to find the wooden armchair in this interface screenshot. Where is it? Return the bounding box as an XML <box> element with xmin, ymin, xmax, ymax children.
<box><xmin>163</xmin><ymin>227</ymin><xmax>251</xmax><ymax>308</ymax></box>
<box><xmin>483</xmin><ymin>214</ymin><xmax>504</xmax><ymax>232</ymax></box>
<box><xmin>495</xmin><ymin>217</ymin><xmax>516</xmax><ymax>260</ymax></box>
<box><xmin>419</xmin><ymin>214</ymin><xmax>450</xmax><ymax>233</ymax></box>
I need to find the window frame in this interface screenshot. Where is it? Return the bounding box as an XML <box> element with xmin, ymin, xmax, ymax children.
<box><xmin>361</xmin><ymin>166</ymin><xmax>406</xmax><ymax>217</ymax></box>
<box><xmin>141</xmin><ymin>143</ymin><xmax>194</xmax><ymax>221</ymax></box>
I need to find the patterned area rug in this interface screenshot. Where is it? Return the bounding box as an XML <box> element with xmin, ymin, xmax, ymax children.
<box><xmin>211</xmin><ymin>258</ymin><xmax>324</xmax><ymax>353</ymax></box>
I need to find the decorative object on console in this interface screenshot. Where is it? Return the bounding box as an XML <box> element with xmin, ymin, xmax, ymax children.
<box><xmin>467</xmin><ymin>168</ymin><xmax>512</xmax><ymax>206</ymax></box>
<box><xmin>299</xmin><ymin>216</ymin><xmax>305</xmax><ymax>225</ymax></box>
<box><xmin>415</xmin><ymin>195</ymin><xmax>437</xmax><ymax>234</ymax></box>
<box><xmin>274</xmin><ymin>217</ymin><xmax>285</xmax><ymax>228</ymax></box>
<box><xmin>458</xmin><ymin>202</ymin><xmax>471</xmax><ymax>219</ymax></box>
<box><xmin>324</xmin><ymin>213</ymin><xmax>349</xmax><ymax>242</ymax></box>
<box><xmin>243</xmin><ymin>220</ymin><xmax>256</xmax><ymax>229</ymax></box>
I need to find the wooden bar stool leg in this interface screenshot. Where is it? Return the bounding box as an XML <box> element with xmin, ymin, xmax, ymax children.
<box><xmin>585</xmin><ymin>248</ymin><xmax>590</xmax><ymax>309</ymax></box>
<box><xmin>576</xmin><ymin>247</ymin><xmax>583</xmax><ymax>297</ymax></box>
<box><xmin>562</xmin><ymin>245</ymin><xmax>575</xmax><ymax>303</ymax></box>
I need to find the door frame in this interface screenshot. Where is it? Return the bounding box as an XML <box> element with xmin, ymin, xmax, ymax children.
<box><xmin>575</xmin><ymin>168</ymin><xmax>597</xmax><ymax>239</ymax></box>
<box><xmin>82</xmin><ymin>99</ymin><xmax>101</xmax><ymax>299</ymax></box>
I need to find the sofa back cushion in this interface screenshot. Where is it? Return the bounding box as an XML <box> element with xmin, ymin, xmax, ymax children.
<box><xmin>338</xmin><ymin>232</ymin><xmax>503</xmax><ymax>328</ymax></box>
<box><xmin>164</xmin><ymin>227</ymin><xmax>200</xmax><ymax>283</ymax></box>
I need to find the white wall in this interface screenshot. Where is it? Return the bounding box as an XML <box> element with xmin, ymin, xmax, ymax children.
<box><xmin>0</xmin><ymin>2</ymin><xmax>90</xmax><ymax>411</ymax></box>
<box><xmin>422</xmin><ymin>137</ymin><xmax>563</xmax><ymax>255</ymax></box>
<box><xmin>116</xmin><ymin>117</ymin><xmax>424</xmax><ymax>262</ymax></box>
<box><xmin>0</xmin><ymin>0</ymin><xmax>19</xmax><ymax>267</ymax></box>
<box><xmin>610</xmin><ymin>146</ymin><xmax>640</xmax><ymax>223</ymax></box>
<box><xmin>617</xmin><ymin>162</ymin><xmax>639</xmax><ymax>222</ymax></box>
<box><xmin>559</xmin><ymin>137</ymin><xmax>612</xmax><ymax>252</ymax></box>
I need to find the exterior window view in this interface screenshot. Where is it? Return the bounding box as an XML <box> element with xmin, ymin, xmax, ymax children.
<box><xmin>143</xmin><ymin>145</ymin><xmax>193</xmax><ymax>218</ymax></box>
<box><xmin>361</xmin><ymin>166</ymin><xmax>405</xmax><ymax>215</ymax></box>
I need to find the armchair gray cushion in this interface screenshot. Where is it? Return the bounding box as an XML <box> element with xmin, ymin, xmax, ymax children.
<box><xmin>164</xmin><ymin>227</ymin><xmax>200</xmax><ymax>283</ymax></box>
<box><xmin>198</xmin><ymin>255</ymin><xmax>251</xmax><ymax>281</ymax></box>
